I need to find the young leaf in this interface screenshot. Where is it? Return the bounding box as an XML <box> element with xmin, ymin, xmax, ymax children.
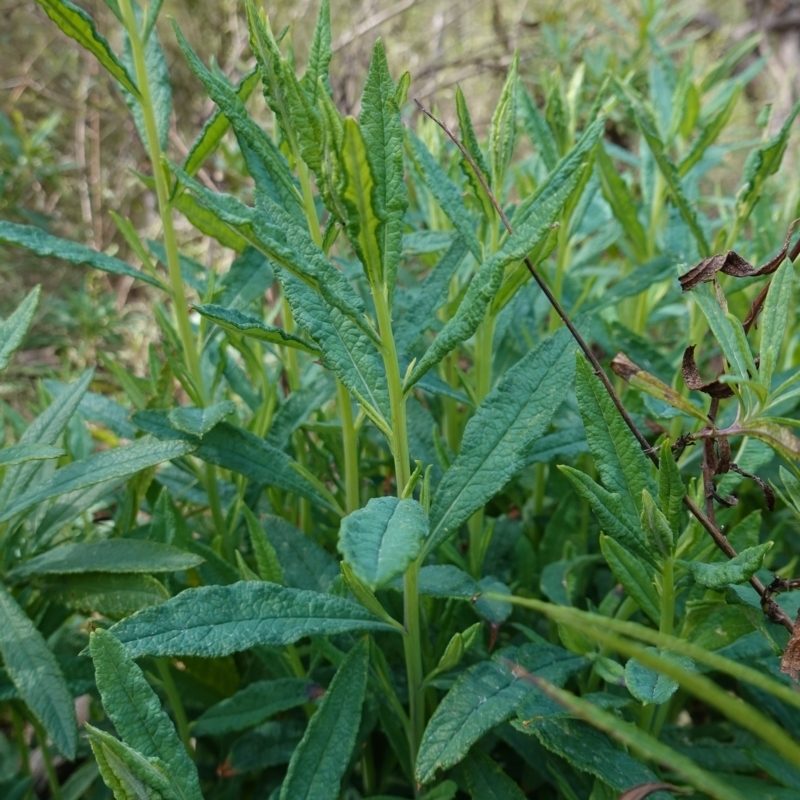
<box><xmin>242</xmin><ymin>506</ymin><xmax>284</xmax><ymax>584</ymax></box>
<box><xmin>488</xmin><ymin>50</ymin><xmax>518</xmax><ymax>197</ymax></box>
<box><xmin>0</xmin><ymin>437</ymin><xmax>197</xmax><ymax>524</ymax></box>
<box><xmin>301</xmin><ymin>0</ymin><xmax>332</xmax><ymax>102</ymax></box>
<box><xmin>85</xmin><ymin>724</ymin><xmax>177</xmax><ymax>800</ymax></box>
<box><xmin>0</xmin><ymin>285</ymin><xmax>40</xmax><ymax>372</ymax></box>
<box><xmin>624</xmin><ymin>648</ymin><xmax>693</xmax><ymax>705</ymax></box>
<box><xmin>735</xmin><ymin>96</ymin><xmax>800</xmax><ymax>224</ymax></box>
<box><xmin>463</xmin><ymin>750</ymin><xmax>527</xmax><ymax>800</ymax></box>
<box><xmin>171</xmin><ymin>22</ymin><xmax>301</xmax><ymax>213</ymax></box>
<box><xmin>183</xmin><ymin>67</ymin><xmax>260</xmax><ymax>177</ymax></box>
<box><xmin>455</xmin><ymin>87</ymin><xmax>493</xmax><ymax>218</ymax></box>
<box><xmin>613</xmin><ymin>80</ymin><xmax>710</xmax><ymax>255</ymax></box>
<box><xmin>640</xmin><ymin>490</ymin><xmax>673</xmax><ymax>560</ymax></box>
<box><xmin>359</xmin><ymin>39</ymin><xmax>407</xmax><ymax>299</ymax></box>
<box><xmin>406</xmin><ymin>166</ymin><xmax>585</xmax><ymax>389</ymax></box>
<box><xmin>34</xmin><ymin>0</ymin><xmax>139</xmax><ymax>96</ymax></box>
<box><xmin>759</xmin><ymin>258</ymin><xmax>794</xmax><ymax>390</ymax></box>
<box><xmin>38</xmin><ymin>573</ymin><xmax>168</xmax><ymax>617</ymax></box>
<box><xmin>340</xmin><ymin>562</ymin><xmax>405</xmax><ymax>632</ymax></box>
<box><xmin>10</xmin><ymin>540</ymin><xmax>203</xmax><ymax>580</ymax></box>
<box><xmin>167</xmin><ymin>400</ymin><xmax>236</xmax><ymax>438</ymax></box>
<box><xmin>338</xmin><ymin>496</ymin><xmax>428</xmax><ymax>589</ymax></box>
<box><xmin>108</xmin><ymin>581</ymin><xmax>398</xmax><ymax>658</ymax></box>
<box><xmin>415</xmin><ymin>642</ymin><xmax>586</xmax><ymax>784</ymax></box>
<box><xmin>280</xmin><ymin>637</ymin><xmax>370</xmax><ymax>800</ymax></box>
<box><xmin>426</xmin><ymin>328</ymin><xmax>574</xmax><ymax>556</ymax></box>
<box><xmin>193</xmin><ymin>678</ymin><xmax>316</xmax><ymax>736</ymax></box>
<box><xmin>575</xmin><ymin>354</ymin><xmax>658</xmax><ymax>542</ymax></box>
<box><xmin>599</xmin><ymin>535</ymin><xmax>660</xmax><ymax>625</ymax></box>
<box><xmin>683</xmin><ymin>542</ymin><xmax>772</xmax><ymax>589</ymax></box>
<box><xmin>678</xmin><ymin>83</ymin><xmax>741</xmax><ymax>176</ymax></box>
<box><xmin>0</xmin><ymin>221</ymin><xmax>163</xmax><ymax>288</ymax></box>
<box><xmin>407</xmin><ymin>129</ymin><xmax>483</xmax><ymax>262</ymax></box>
<box><xmin>0</xmin><ymin>584</ymin><xmax>77</xmax><ymax>759</ymax></box>
<box><xmin>340</xmin><ymin>117</ymin><xmax>384</xmax><ymax>286</ymax></box>
<box><xmin>90</xmin><ymin>629</ymin><xmax>202</xmax><ymax>800</ymax></box>
<box><xmin>517</xmin><ymin>85</ymin><xmax>558</xmax><ymax>171</ymax></box>
<box><xmin>657</xmin><ymin>440</ymin><xmax>685</xmax><ymax>535</ymax></box>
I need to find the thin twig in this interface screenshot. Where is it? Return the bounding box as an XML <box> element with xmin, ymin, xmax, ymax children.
<box><xmin>414</xmin><ymin>98</ymin><xmax>793</xmax><ymax>632</ymax></box>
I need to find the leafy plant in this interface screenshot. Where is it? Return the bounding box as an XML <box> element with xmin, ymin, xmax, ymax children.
<box><xmin>4</xmin><ymin>0</ymin><xmax>800</xmax><ymax>798</ymax></box>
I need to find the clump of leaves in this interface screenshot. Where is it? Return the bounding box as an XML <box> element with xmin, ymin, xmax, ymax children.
<box><xmin>4</xmin><ymin>0</ymin><xmax>800</xmax><ymax>799</ymax></box>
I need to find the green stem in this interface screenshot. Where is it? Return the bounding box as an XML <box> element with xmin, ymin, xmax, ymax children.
<box><xmin>372</xmin><ymin>283</ymin><xmax>423</xmax><ymax>764</ymax></box>
<box><xmin>155</xmin><ymin>659</ymin><xmax>194</xmax><ymax>759</ymax></box>
<box><xmin>660</xmin><ymin>557</ymin><xmax>675</xmax><ymax>638</ymax></box>
<box><xmin>11</xmin><ymin>706</ymin><xmax>30</xmax><ymax>777</ymax></box>
<box><xmin>119</xmin><ymin>0</ymin><xmax>226</xmax><ymax>545</ymax></box>
<box><xmin>337</xmin><ymin>379</ymin><xmax>360</xmax><ymax>514</ymax></box>
<box><xmin>549</xmin><ymin>217</ymin><xmax>572</xmax><ymax>333</ymax></box>
<box><xmin>29</xmin><ymin>716</ymin><xmax>63</xmax><ymax>800</ymax></box>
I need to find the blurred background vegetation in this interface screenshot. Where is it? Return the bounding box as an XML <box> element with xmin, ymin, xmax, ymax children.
<box><xmin>1</xmin><ymin>0</ymin><xmax>798</xmax><ymax>405</ymax></box>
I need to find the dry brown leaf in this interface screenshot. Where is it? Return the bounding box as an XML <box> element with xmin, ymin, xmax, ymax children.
<box><xmin>681</xmin><ymin>345</ymin><xmax>734</xmax><ymax>399</ymax></box>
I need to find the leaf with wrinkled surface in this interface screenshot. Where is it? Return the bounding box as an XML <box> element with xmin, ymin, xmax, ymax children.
<box><xmin>109</xmin><ymin>581</ymin><xmax>397</xmax><ymax>658</ymax></box>
<box><xmin>0</xmin><ymin>443</ymin><xmax>64</xmax><ymax>468</ymax></box>
<box><xmin>10</xmin><ymin>539</ymin><xmax>203</xmax><ymax>579</ymax></box>
<box><xmin>625</xmin><ymin>648</ymin><xmax>694</xmax><ymax>705</ymax></box>
<box><xmin>38</xmin><ymin>573</ymin><xmax>169</xmax><ymax>617</ymax></box>
<box><xmin>0</xmin><ymin>285</ymin><xmax>40</xmax><ymax>372</ymax></box>
<box><xmin>0</xmin><ymin>437</ymin><xmax>196</xmax><ymax>524</ymax></box>
<box><xmin>0</xmin><ymin>584</ymin><xmax>76</xmax><ymax>759</ymax></box>
<box><xmin>168</xmin><ymin>400</ymin><xmax>236</xmax><ymax>437</ymax></box>
<box><xmin>426</xmin><ymin>328</ymin><xmax>573</xmax><ymax>556</ymax></box>
<box><xmin>280</xmin><ymin>638</ymin><xmax>369</xmax><ymax>800</ymax></box>
<box><xmin>90</xmin><ymin>629</ymin><xmax>202</xmax><ymax>800</ymax></box>
<box><xmin>415</xmin><ymin>643</ymin><xmax>586</xmax><ymax>783</ymax></box>
<box><xmin>683</xmin><ymin>542</ymin><xmax>772</xmax><ymax>589</ymax></box>
<box><xmin>464</xmin><ymin>751</ymin><xmax>526</xmax><ymax>800</ymax></box>
<box><xmin>338</xmin><ymin>497</ymin><xmax>428</xmax><ymax>589</ymax></box>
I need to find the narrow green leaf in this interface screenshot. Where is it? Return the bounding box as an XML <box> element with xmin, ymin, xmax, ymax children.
<box><xmin>406</xmin><ymin>165</ymin><xmax>585</xmax><ymax>389</ymax></box>
<box><xmin>426</xmin><ymin>328</ymin><xmax>573</xmax><ymax>556</ymax></box>
<box><xmin>517</xmin><ymin>85</ymin><xmax>558</xmax><ymax>170</ymax></box>
<box><xmin>736</xmin><ymin>96</ymin><xmax>800</xmax><ymax>223</ymax></box>
<box><xmin>108</xmin><ymin>582</ymin><xmax>398</xmax><ymax>658</ymax></box>
<box><xmin>194</xmin><ymin>305</ymin><xmax>320</xmax><ymax>353</ymax></box>
<box><xmin>575</xmin><ymin>354</ymin><xmax>657</xmax><ymax>542</ymax></box>
<box><xmin>0</xmin><ymin>221</ymin><xmax>163</xmax><ymax>288</ymax></box>
<box><xmin>171</xmin><ymin>21</ymin><xmax>301</xmax><ymax>213</ymax></box>
<box><xmin>464</xmin><ymin>751</ymin><xmax>526</xmax><ymax>800</ymax></box>
<box><xmin>561</xmin><ymin>467</ymin><xmax>652</xmax><ymax>563</ymax></box>
<box><xmin>683</xmin><ymin>542</ymin><xmax>772</xmax><ymax>589</ymax></box>
<box><xmin>640</xmin><ymin>490</ymin><xmax>673</xmax><ymax>560</ymax></box>
<box><xmin>338</xmin><ymin>496</ymin><xmax>428</xmax><ymax>589</ymax></box>
<box><xmin>85</xmin><ymin>724</ymin><xmax>177</xmax><ymax>800</ymax></box>
<box><xmin>0</xmin><ymin>437</ymin><xmax>197</xmax><ymax>523</ymax></box>
<box><xmin>515</xmin><ymin>680</ymin><xmax>750</xmax><ymax>800</ymax></box>
<box><xmin>407</xmin><ymin>130</ymin><xmax>483</xmax><ymax>262</ymax></box>
<box><xmin>0</xmin><ymin>285</ymin><xmax>40</xmax><ymax>372</ymax></box>
<box><xmin>301</xmin><ymin>0</ymin><xmax>332</xmax><ymax>102</ymax></box>
<box><xmin>38</xmin><ymin>573</ymin><xmax>169</xmax><ymax>617</ymax></box>
<box><xmin>280</xmin><ymin>637</ymin><xmax>370</xmax><ymax>800</ymax></box>
<box><xmin>340</xmin><ymin>562</ymin><xmax>405</xmax><ymax>633</ymax></box>
<box><xmin>183</xmin><ymin>68</ymin><xmax>260</xmax><ymax>177</ymax></box>
<box><xmin>193</xmin><ymin>678</ymin><xmax>315</xmax><ymax>736</ymax></box>
<box><xmin>455</xmin><ymin>86</ymin><xmax>492</xmax><ymax>218</ymax></box>
<box><xmin>266</xmin><ymin>372</ymin><xmax>336</xmax><ymax>450</ymax></box>
<box><xmin>0</xmin><ymin>584</ymin><xmax>76</xmax><ymax>759</ymax></box>
<box><xmin>267</xmin><ymin>513</ymin><xmax>339</xmax><ymax>592</ymax></box>
<box><xmin>215</xmin><ymin>246</ymin><xmax>274</xmax><ymax>310</ymax></box>
<box><xmin>599</xmin><ymin>535</ymin><xmax>660</xmax><ymax>625</ymax></box>
<box><xmin>488</xmin><ymin>50</ymin><xmax>518</xmax><ymax>196</ymax></box>
<box><xmin>0</xmin><ymin>443</ymin><xmax>63</xmax><ymax>468</ymax></box>
<box><xmin>760</xmin><ymin>258</ymin><xmax>794</xmax><ymax>390</ymax></box>
<box><xmin>242</xmin><ymin>506</ymin><xmax>284</xmax><ymax>584</ymax></box>
<box><xmin>360</xmin><ymin>39</ymin><xmax>407</xmax><ymax>299</ymax></box>
<box><xmin>90</xmin><ymin>629</ymin><xmax>202</xmax><ymax>800</ymax></box>
<box><xmin>171</xmin><ymin>190</ymin><xmax>249</xmax><ymax>251</ymax></box>
<box><xmin>658</xmin><ymin>440</ymin><xmax>685</xmax><ymax>535</ymax></box>
<box><xmin>34</xmin><ymin>0</ymin><xmax>139</xmax><ymax>96</ymax></box>
<box><xmin>133</xmin><ymin>411</ymin><xmax>336</xmax><ymax>511</ymax></box>
<box><xmin>415</xmin><ymin>643</ymin><xmax>586</xmax><ymax>784</ymax></box>
<box><xmin>614</xmin><ymin>80</ymin><xmax>710</xmax><ymax>254</ymax></box>
<box><xmin>678</xmin><ymin>83</ymin><xmax>741</xmax><ymax>176</ymax></box>
<box><xmin>10</xmin><ymin>540</ymin><xmax>203</xmax><ymax>580</ymax></box>
<box><xmin>596</xmin><ymin>143</ymin><xmax>648</xmax><ymax>261</ymax></box>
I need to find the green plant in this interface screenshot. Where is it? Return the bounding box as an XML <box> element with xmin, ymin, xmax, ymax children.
<box><xmin>4</xmin><ymin>0</ymin><xmax>800</xmax><ymax>798</ymax></box>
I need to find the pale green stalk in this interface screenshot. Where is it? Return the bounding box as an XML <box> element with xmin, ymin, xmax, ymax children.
<box><xmin>119</xmin><ymin>0</ymin><xmax>226</xmax><ymax>547</ymax></box>
<box><xmin>155</xmin><ymin>659</ymin><xmax>194</xmax><ymax>759</ymax></box>
<box><xmin>30</xmin><ymin>716</ymin><xmax>64</xmax><ymax>800</ymax></box>
<box><xmin>337</xmin><ymin>380</ymin><xmax>360</xmax><ymax>514</ymax></box>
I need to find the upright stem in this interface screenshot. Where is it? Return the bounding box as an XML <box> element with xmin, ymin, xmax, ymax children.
<box><xmin>155</xmin><ymin>659</ymin><xmax>194</xmax><ymax>759</ymax></box>
<box><xmin>337</xmin><ymin>380</ymin><xmax>360</xmax><ymax>514</ymax></box>
<box><xmin>29</xmin><ymin>716</ymin><xmax>63</xmax><ymax>800</ymax></box>
<box><xmin>373</xmin><ymin>283</ymin><xmax>423</xmax><ymax>763</ymax></box>
<box><xmin>119</xmin><ymin>0</ymin><xmax>226</xmax><ymax>543</ymax></box>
